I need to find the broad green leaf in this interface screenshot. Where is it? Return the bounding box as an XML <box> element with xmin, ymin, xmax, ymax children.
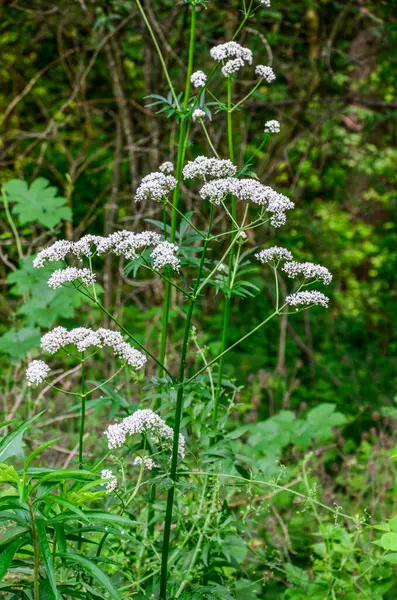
<box><xmin>61</xmin><ymin>553</ymin><xmax>120</xmax><ymax>600</ymax></box>
<box><xmin>379</xmin><ymin>532</ymin><xmax>397</xmax><ymax>551</ymax></box>
<box><xmin>2</xmin><ymin>178</ymin><xmax>72</xmax><ymax>228</ymax></box>
<box><xmin>0</xmin><ymin>326</ymin><xmax>41</xmax><ymax>359</ymax></box>
<box><xmin>36</xmin><ymin>518</ymin><xmax>61</xmax><ymax>599</ymax></box>
<box><xmin>0</xmin><ymin>412</ymin><xmax>44</xmax><ymax>462</ymax></box>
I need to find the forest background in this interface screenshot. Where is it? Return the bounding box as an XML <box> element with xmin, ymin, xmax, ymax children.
<box><xmin>1</xmin><ymin>0</ymin><xmax>397</xmax><ymax>598</ymax></box>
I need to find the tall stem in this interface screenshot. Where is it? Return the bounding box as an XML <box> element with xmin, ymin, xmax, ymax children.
<box><xmin>150</xmin><ymin>0</ymin><xmax>197</xmax><ymax>555</ymax></box>
<box><xmin>78</xmin><ymin>354</ymin><xmax>85</xmax><ymax>470</ymax></box>
<box><xmin>213</xmin><ymin>77</ymin><xmax>235</xmax><ymax>429</ymax></box>
<box><xmin>28</xmin><ymin>499</ymin><xmax>40</xmax><ymax>600</ymax></box>
<box><xmin>159</xmin><ymin>205</ymin><xmax>213</xmax><ymax>599</ymax></box>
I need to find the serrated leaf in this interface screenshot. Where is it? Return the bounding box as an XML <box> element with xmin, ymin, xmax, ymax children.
<box><xmin>3</xmin><ymin>178</ymin><xmax>71</xmax><ymax>228</ymax></box>
<box><xmin>0</xmin><ymin>326</ymin><xmax>41</xmax><ymax>359</ymax></box>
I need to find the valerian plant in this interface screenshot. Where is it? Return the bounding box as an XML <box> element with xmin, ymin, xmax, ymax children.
<box><xmin>1</xmin><ymin>2</ymin><xmax>390</xmax><ymax>600</ymax></box>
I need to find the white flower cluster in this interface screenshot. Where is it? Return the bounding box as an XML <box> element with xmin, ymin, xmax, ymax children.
<box><xmin>96</xmin><ymin>230</ymin><xmax>162</xmax><ymax>260</ymax></box>
<box><xmin>26</xmin><ymin>360</ymin><xmax>50</xmax><ymax>386</ymax></box>
<box><xmin>221</xmin><ymin>58</ymin><xmax>245</xmax><ymax>77</ymax></box>
<box><xmin>182</xmin><ymin>156</ymin><xmax>237</xmax><ymax>180</ymax></box>
<box><xmin>133</xmin><ymin>456</ymin><xmax>159</xmax><ymax>471</ymax></box>
<box><xmin>210</xmin><ymin>41</ymin><xmax>253</xmax><ymax>64</ymax></box>
<box><xmin>255</xmin><ymin>246</ymin><xmax>293</xmax><ymax>264</ymax></box>
<box><xmin>190</xmin><ymin>70</ymin><xmax>207</xmax><ymax>88</ymax></box>
<box><xmin>33</xmin><ymin>240</ymin><xmax>73</xmax><ymax>268</ymax></box>
<box><xmin>282</xmin><ymin>261</ymin><xmax>332</xmax><ymax>285</ymax></box>
<box><xmin>255</xmin><ymin>65</ymin><xmax>276</xmax><ymax>83</ymax></box>
<box><xmin>48</xmin><ymin>267</ymin><xmax>96</xmax><ymax>289</ymax></box>
<box><xmin>34</xmin><ymin>231</ymin><xmax>180</xmax><ymax>272</ymax></box>
<box><xmin>150</xmin><ymin>241</ymin><xmax>180</xmax><ymax>271</ymax></box>
<box><xmin>210</xmin><ymin>42</ymin><xmax>253</xmax><ymax>77</ymax></box>
<box><xmin>264</xmin><ymin>120</ymin><xmax>280</xmax><ymax>134</ymax></box>
<box><xmin>259</xmin><ymin>0</ymin><xmax>271</xmax><ymax>6</ymax></box>
<box><xmin>40</xmin><ymin>326</ymin><xmax>147</xmax><ymax>369</ymax></box>
<box><xmin>135</xmin><ymin>172</ymin><xmax>177</xmax><ymax>203</ymax></box>
<box><xmin>159</xmin><ymin>161</ymin><xmax>174</xmax><ymax>174</ymax></box>
<box><xmin>104</xmin><ymin>409</ymin><xmax>185</xmax><ymax>459</ymax></box>
<box><xmin>192</xmin><ymin>108</ymin><xmax>206</xmax><ymax>122</ymax></box>
<box><xmin>199</xmin><ymin>178</ymin><xmax>294</xmax><ymax>226</ymax></box>
<box><xmin>100</xmin><ymin>469</ymin><xmax>118</xmax><ymax>494</ymax></box>
<box><xmin>286</xmin><ymin>291</ymin><xmax>329</xmax><ymax>309</ymax></box>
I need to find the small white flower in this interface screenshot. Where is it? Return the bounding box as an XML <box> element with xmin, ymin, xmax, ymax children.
<box><xmin>255</xmin><ymin>65</ymin><xmax>276</xmax><ymax>83</ymax></box>
<box><xmin>40</xmin><ymin>327</ymin><xmax>146</xmax><ymax>369</ymax></box>
<box><xmin>238</xmin><ymin>231</ymin><xmax>247</xmax><ymax>241</ymax></box>
<box><xmin>182</xmin><ymin>156</ymin><xmax>237</xmax><ymax>180</ymax></box>
<box><xmin>150</xmin><ymin>241</ymin><xmax>180</xmax><ymax>272</ymax></box>
<box><xmin>259</xmin><ymin>0</ymin><xmax>271</xmax><ymax>5</ymax></box>
<box><xmin>133</xmin><ymin>456</ymin><xmax>159</xmax><ymax>470</ymax></box>
<box><xmin>33</xmin><ymin>241</ymin><xmax>73</xmax><ymax>268</ymax></box>
<box><xmin>264</xmin><ymin>120</ymin><xmax>280</xmax><ymax>134</ymax></box>
<box><xmin>199</xmin><ymin>178</ymin><xmax>294</xmax><ymax>227</ymax></box>
<box><xmin>282</xmin><ymin>261</ymin><xmax>332</xmax><ymax>285</ymax></box>
<box><xmin>100</xmin><ymin>469</ymin><xmax>118</xmax><ymax>494</ymax></box>
<box><xmin>286</xmin><ymin>290</ymin><xmax>329</xmax><ymax>309</ymax></box>
<box><xmin>135</xmin><ymin>172</ymin><xmax>177</xmax><ymax>203</ymax></box>
<box><xmin>192</xmin><ymin>108</ymin><xmax>206</xmax><ymax>122</ymax></box>
<box><xmin>210</xmin><ymin>42</ymin><xmax>253</xmax><ymax>65</ymax></box>
<box><xmin>104</xmin><ymin>409</ymin><xmax>185</xmax><ymax>459</ymax></box>
<box><xmin>47</xmin><ymin>267</ymin><xmax>96</xmax><ymax>289</ymax></box>
<box><xmin>217</xmin><ymin>263</ymin><xmax>228</xmax><ymax>274</ymax></box>
<box><xmin>159</xmin><ymin>161</ymin><xmax>174</xmax><ymax>174</ymax></box>
<box><xmin>26</xmin><ymin>360</ymin><xmax>50</xmax><ymax>386</ymax></box>
<box><xmin>255</xmin><ymin>247</ymin><xmax>293</xmax><ymax>264</ymax></box>
<box><xmin>221</xmin><ymin>58</ymin><xmax>245</xmax><ymax>77</ymax></box>
<box><xmin>190</xmin><ymin>70</ymin><xmax>207</xmax><ymax>88</ymax></box>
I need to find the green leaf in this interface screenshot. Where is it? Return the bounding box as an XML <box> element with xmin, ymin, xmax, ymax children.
<box><xmin>0</xmin><ymin>412</ymin><xmax>44</xmax><ymax>462</ymax></box>
<box><xmin>36</xmin><ymin>518</ymin><xmax>61</xmax><ymax>599</ymax></box>
<box><xmin>379</xmin><ymin>532</ymin><xmax>397</xmax><ymax>551</ymax></box>
<box><xmin>0</xmin><ymin>326</ymin><xmax>41</xmax><ymax>359</ymax></box>
<box><xmin>24</xmin><ymin>438</ymin><xmax>63</xmax><ymax>474</ymax></box>
<box><xmin>34</xmin><ymin>495</ymin><xmax>88</xmax><ymax>522</ymax></box>
<box><xmin>3</xmin><ymin>178</ymin><xmax>72</xmax><ymax>228</ymax></box>
<box><xmin>0</xmin><ymin>536</ymin><xmax>28</xmax><ymax>580</ymax></box>
<box><xmin>61</xmin><ymin>553</ymin><xmax>120</xmax><ymax>600</ymax></box>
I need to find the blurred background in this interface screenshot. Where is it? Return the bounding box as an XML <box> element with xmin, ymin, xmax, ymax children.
<box><xmin>1</xmin><ymin>0</ymin><xmax>396</xmax><ymax>426</ymax></box>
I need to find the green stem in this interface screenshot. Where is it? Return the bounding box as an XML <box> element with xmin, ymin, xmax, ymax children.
<box><xmin>212</xmin><ymin>77</ymin><xmax>235</xmax><ymax>430</ymax></box>
<box><xmin>150</xmin><ymin>0</ymin><xmax>197</xmax><ymax>567</ymax></box>
<box><xmin>79</xmin><ymin>355</ymin><xmax>85</xmax><ymax>470</ymax></box>
<box><xmin>165</xmin><ymin>199</ymin><xmax>205</xmax><ymax>239</ymax></box>
<box><xmin>28</xmin><ymin>499</ymin><xmax>40</xmax><ymax>600</ymax></box>
<box><xmin>200</xmin><ymin>120</ymin><xmax>220</xmax><ymax>158</ymax></box>
<box><xmin>2</xmin><ymin>189</ymin><xmax>23</xmax><ymax>260</ymax></box>
<box><xmin>231</xmin><ymin>78</ymin><xmax>263</xmax><ymax>113</ymax></box>
<box><xmin>159</xmin><ymin>204</ymin><xmax>213</xmax><ymax>600</ymax></box>
<box><xmin>134</xmin><ymin>0</ymin><xmax>180</xmax><ymax>110</ymax></box>
<box><xmin>187</xmin><ymin>306</ymin><xmax>284</xmax><ymax>386</ymax></box>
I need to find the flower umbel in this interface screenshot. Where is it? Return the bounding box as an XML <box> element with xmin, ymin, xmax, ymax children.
<box><xmin>104</xmin><ymin>409</ymin><xmax>185</xmax><ymax>459</ymax></box>
<box><xmin>264</xmin><ymin>120</ymin><xmax>280</xmax><ymax>134</ymax></box>
<box><xmin>286</xmin><ymin>291</ymin><xmax>329</xmax><ymax>309</ymax></box>
<box><xmin>255</xmin><ymin>247</ymin><xmax>293</xmax><ymax>264</ymax></box>
<box><xmin>100</xmin><ymin>469</ymin><xmax>118</xmax><ymax>494</ymax></box>
<box><xmin>282</xmin><ymin>261</ymin><xmax>332</xmax><ymax>285</ymax></box>
<box><xmin>26</xmin><ymin>360</ymin><xmax>50</xmax><ymax>386</ymax></box>
<box><xmin>190</xmin><ymin>70</ymin><xmax>207</xmax><ymax>88</ymax></box>
<box><xmin>255</xmin><ymin>65</ymin><xmax>276</xmax><ymax>82</ymax></box>
<box><xmin>183</xmin><ymin>156</ymin><xmax>237</xmax><ymax>180</ymax></box>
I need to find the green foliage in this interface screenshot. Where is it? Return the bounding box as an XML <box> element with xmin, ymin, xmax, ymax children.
<box><xmin>2</xmin><ymin>178</ymin><xmax>71</xmax><ymax>229</ymax></box>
